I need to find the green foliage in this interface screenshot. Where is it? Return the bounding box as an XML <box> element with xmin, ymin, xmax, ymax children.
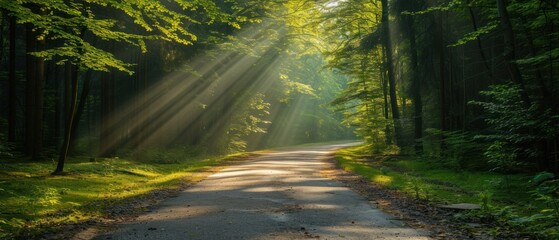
<box><xmin>483</xmin><ymin>141</ymin><xmax>525</xmax><ymax>172</ymax></box>
<box><xmin>335</xmin><ymin>145</ymin><xmax>528</xmax><ymax>204</ymax></box>
<box><xmin>470</xmin><ymin>84</ymin><xmax>559</xmax><ymax>172</ymax></box>
<box><xmin>449</xmin><ymin>21</ymin><xmax>499</xmax><ymax>47</ymax></box>
<box><xmin>422</xmin><ymin>129</ymin><xmax>486</xmax><ymax>170</ymax></box>
<box><xmin>516</xmin><ymin>47</ymin><xmax>559</xmax><ymax>66</ymax></box>
<box><xmin>0</xmin><ymin>0</ymin><xmax>251</xmax><ymax>73</ymax></box>
<box><xmin>405</xmin><ymin>175</ymin><xmax>429</xmax><ymax>200</ymax></box>
<box><xmin>530</xmin><ymin>172</ymin><xmax>559</xmax><ymax>220</ymax></box>
<box><xmin>478</xmin><ymin>191</ymin><xmax>492</xmax><ymax>211</ymax></box>
<box><xmin>225</xmin><ymin>92</ymin><xmax>271</xmax><ymax>152</ymax></box>
<box><xmin>476</xmin><ymin>172</ymin><xmax>559</xmax><ymax>239</ymax></box>
<box><xmin>0</xmin><ymin>138</ymin><xmax>14</xmax><ymax>159</ymax></box>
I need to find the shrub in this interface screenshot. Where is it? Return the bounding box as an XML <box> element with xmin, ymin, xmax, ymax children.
<box><xmin>470</xmin><ymin>84</ymin><xmax>559</xmax><ymax>172</ymax></box>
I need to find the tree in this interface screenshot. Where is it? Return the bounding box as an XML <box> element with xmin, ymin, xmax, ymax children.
<box><xmin>495</xmin><ymin>0</ymin><xmax>530</xmax><ymax>106</ymax></box>
<box><xmin>7</xmin><ymin>14</ymin><xmax>16</xmax><ymax>142</ymax></box>
<box><xmin>394</xmin><ymin>0</ymin><xmax>424</xmax><ymax>154</ymax></box>
<box><xmin>1</xmin><ymin>0</ymin><xmax>252</xmax><ymax>174</ymax></box>
<box><xmin>380</xmin><ymin>0</ymin><xmax>404</xmax><ymax>147</ymax></box>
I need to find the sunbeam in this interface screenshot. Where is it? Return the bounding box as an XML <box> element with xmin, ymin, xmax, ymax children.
<box><xmin>98</xmin><ymin>20</ymin><xmax>297</xmax><ymax>154</ymax></box>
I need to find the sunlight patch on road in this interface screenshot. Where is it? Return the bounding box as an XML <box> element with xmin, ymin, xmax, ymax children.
<box><xmin>209</xmin><ymin>169</ymin><xmax>291</xmax><ymax>179</ymax></box>
<box><xmin>243</xmin><ymin>187</ymin><xmax>281</xmax><ymax>193</ymax></box>
<box><xmin>136</xmin><ymin>205</ymin><xmax>223</xmax><ymax>222</ymax></box>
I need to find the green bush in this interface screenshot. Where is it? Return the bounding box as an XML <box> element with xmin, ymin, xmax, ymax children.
<box><xmin>0</xmin><ymin>134</ymin><xmax>14</xmax><ymax>158</ymax></box>
<box><xmin>470</xmin><ymin>84</ymin><xmax>559</xmax><ymax>172</ymax></box>
<box><xmin>422</xmin><ymin>129</ymin><xmax>486</xmax><ymax>170</ymax></box>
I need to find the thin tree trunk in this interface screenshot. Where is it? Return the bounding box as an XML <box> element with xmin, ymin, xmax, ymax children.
<box><xmin>496</xmin><ymin>0</ymin><xmax>531</xmax><ymax>106</ymax></box>
<box><xmin>0</xmin><ymin>12</ymin><xmax>5</xmax><ymax>66</ymax></box>
<box><xmin>468</xmin><ymin>7</ymin><xmax>494</xmax><ymax>80</ymax></box>
<box><xmin>34</xmin><ymin>37</ymin><xmax>45</xmax><ymax>158</ymax></box>
<box><xmin>25</xmin><ymin>24</ymin><xmax>37</xmax><ymax>157</ymax></box>
<box><xmin>53</xmin><ymin>67</ymin><xmax>78</xmax><ymax>175</ymax></box>
<box><xmin>8</xmin><ymin>16</ymin><xmax>16</xmax><ymax>142</ymax></box>
<box><xmin>54</xmin><ymin>65</ymin><xmax>62</xmax><ymax>146</ymax></box>
<box><xmin>381</xmin><ymin>60</ymin><xmax>392</xmax><ymax>145</ymax></box>
<box><xmin>437</xmin><ymin>13</ymin><xmax>447</xmax><ymax>132</ymax></box>
<box><xmin>23</xmin><ymin>6</ymin><xmax>45</xmax><ymax>159</ymax></box>
<box><xmin>381</xmin><ymin>0</ymin><xmax>403</xmax><ymax>147</ymax></box>
<box><xmin>100</xmin><ymin>69</ymin><xmax>116</xmax><ymax>157</ymax></box>
<box><xmin>435</xmin><ymin>12</ymin><xmax>448</xmax><ymax>156</ymax></box>
<box><xmin>69</xmin><ymin>70</ymin><xmax>92</xmax><ymax>154</ymax></box>
<box><xmin>406</xmin><ymin>14</ymin><xmax>423</xmax><ymax>155</ymax></box>
<box><xmin>521</xmin><ymin>16</ymin><xmax>553</xmax><ymax>109</ymax></box>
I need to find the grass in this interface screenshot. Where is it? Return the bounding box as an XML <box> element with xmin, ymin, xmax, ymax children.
<box><xmin>335</xmin><ymin>145</ymin><xmax>559</xmax><ymax>238</ymax></box>
<box><xmin>0</xmin><ymin>151</ymin><xmax>250</xmax><ymax>239</ymax></box>
<box><xmin>334</xmin><ymin>145</ymin><xmax>535</xmax><ymax>209</ymax></box>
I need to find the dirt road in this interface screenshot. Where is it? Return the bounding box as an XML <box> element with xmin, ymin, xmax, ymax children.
<box><xmin>92</xmin><ymin>144</ymin><xmax>430</xmax><ymax>239</ymax></box>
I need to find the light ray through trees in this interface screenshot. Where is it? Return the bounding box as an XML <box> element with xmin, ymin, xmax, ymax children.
<box><xmin>97</xmin><ymin>19</ymin><xmax>332</xmax><ymax>154</ymax></box>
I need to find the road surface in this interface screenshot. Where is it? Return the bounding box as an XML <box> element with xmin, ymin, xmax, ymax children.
<box><xmin>91</xmin><ymin>144</ymin><xmax>430</xmax><ymax>239</ymax></box>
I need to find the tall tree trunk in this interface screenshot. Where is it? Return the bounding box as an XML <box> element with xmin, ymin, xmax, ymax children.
<box><xmin>468</xmin><ymin>7</ymin><xmax>494</xmax><ymax>80</ymax></box>
<box><xmin>496</xmin><ymin>0</ymin><xmax>531</xmax><ymax>106</ymax></box>
<box><xmin>24</xmin><ymin>6</ymin><xmax>45</xmax><ymax>159</ymax></box>
<box><xmin>53</xmin><ymin>65</ymin><xmax>62</xmax><ymax>147</ymax></box>
<box><xmin>64</xmin><ymin>62</ymin><xmax>72</xmax><ymax>122</ymax></box>
<box><xmin>380</xmin><ymin>54</ymin><xmax>392</xmax><ymax>146</ymax></box>
<box><xmin>34</xmin><ymin>38</ymin><xmax>45</xmax><ymax>158</ymax></box>
<box><xmin>69</xmin><ymin>70</ymin><xmax>92</xmax><ymax>154</ymax></box>
<box><xmin>53</xmin><ymin>67</ymin><xmax>79</xmax><ymax>175</ymax></box>
<box><xmin>100</xmin><ymin>70</ymin><xmax>116</xmax><ymax>157</ymax></box>
<box><xmin>520</xmin><ymin>17</ymin><xmax>553</xmax><ymax>109</ymax></box>
<box><xmin>381</xmin><ymin>0</ymin><xmax>403</xmax><ymax>147</ymax></box>
<box><xmin>406</xmin><ymin>14</ymin><xmax>423</xmax><ymax>155</ymax></box>
<box><xmin>25</xmin><ymin>25</ymin><xmax>36</xmax><ymax>156</ymax></box>
<box><xmin>437</xmin><ymin>13</ymin><xmax>447</xmax><ymax>132</ymax></box>
<box><xmin>8</xmin><ymin>16</ymin><xmax>16</xmax><ymax>142</ymax></box>
<box><xmin>435</xmin><ymin>12</ymin><xmax>448</xmax><ymax>156</ymax></box>
<box><xmin>0</xmin><ymin>12</ymin><xmax>5</xmax><ymax>66</ymax></box>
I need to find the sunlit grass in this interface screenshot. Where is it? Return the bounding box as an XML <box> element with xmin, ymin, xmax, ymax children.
<box><xmin>0</xmin><ymin>152</ymin><xmax>249</xmax><ymax>239</ymax></box>
<box><xmin>373</xmin><ymin>175</ymin><xmax>392</xmax><ymax>184</ymax></box>
<box><xmin>334</xmin><ymin>145</ymin><xmax>533</xmax><ymax>206</ymax></box>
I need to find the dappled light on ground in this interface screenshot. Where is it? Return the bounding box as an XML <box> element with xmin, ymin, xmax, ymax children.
<box><xmin>90</xmin><ymin>144</ymin><xmax>429</xmax><ymax>239</ymax></box>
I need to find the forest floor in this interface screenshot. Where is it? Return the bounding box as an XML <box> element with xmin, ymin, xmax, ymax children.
<box><xmin>2</xmin><ymin>144</ymin><xmax>537</xmax><ymax>239</ymax></box>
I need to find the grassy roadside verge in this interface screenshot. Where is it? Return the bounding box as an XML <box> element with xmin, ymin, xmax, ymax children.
<box><xmin>0</xmin><ymin>151</ymin><xmax>252</xmax><ymax>239</ymax></box>
<box><xmin>334</xmin><ymin>145</ymin><xmax>558</xmax><ymax>239</ymax></box>
<box><xmin>335</xmin><ymin>145</ymin><xmax>531</xmax><ymax>205</ymax></box>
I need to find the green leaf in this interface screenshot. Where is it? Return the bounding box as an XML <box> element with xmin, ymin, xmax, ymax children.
<box><xmin>533</xmin><ymin>172</ymin><xmax>555</xmax><ymax>184</ymax></box>
<box><xmin>449</xmin><ymin>21</ymin><xmax>498</xmax><ymax>47</ymax></box>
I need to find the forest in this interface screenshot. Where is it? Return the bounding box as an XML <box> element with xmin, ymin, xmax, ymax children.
<box><xmin>1</xmin><ymin>0</ymin><xmax>559</xmax><ymax>239</ymax></box>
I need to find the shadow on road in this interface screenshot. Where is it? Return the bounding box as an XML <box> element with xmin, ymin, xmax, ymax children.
<box><xmin>90</xmin><ymin>144</ymin><xmax>429</xmax><ymax>240</ymax></box>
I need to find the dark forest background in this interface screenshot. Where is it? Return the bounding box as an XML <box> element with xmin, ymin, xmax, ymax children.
<box><xmin>0</xmin><ymin>0</ymin><xmax>354</xmax><ymax>174</ymax></box>
<box><xmin>0</xmin><ymin>0</ymin><xmax>558</xmax><ymax>174</ymax></box>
